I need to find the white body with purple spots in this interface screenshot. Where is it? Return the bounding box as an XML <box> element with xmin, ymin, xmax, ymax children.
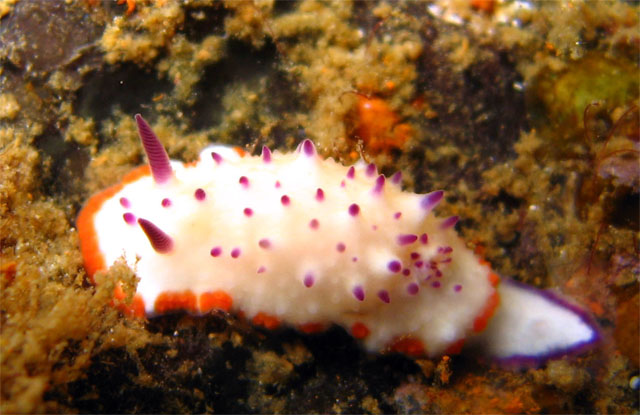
<box><xmin>83</xmin><ymin>115</ymin><xmax>600</xmax><ymax>362</ymax></box>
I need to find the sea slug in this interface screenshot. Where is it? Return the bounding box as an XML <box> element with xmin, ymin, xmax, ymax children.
<box><xmin>77</xmin><ymin>114</ymin><xmax>599</xmax><ymax>364</ymax></box>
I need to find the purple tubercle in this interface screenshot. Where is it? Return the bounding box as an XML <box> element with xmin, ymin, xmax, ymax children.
<box><xmin>195</xmin><ymin>188</ymin><xmax>206</xmax><ymax>201</ymax></box>
<box><xmin>336</xmin><ymin>242</ymin><xmax>346</xmax><ymax>252</ymax></box>
<box><xmin>340</xmin><ymin>180</ymin><xmax>346</xmax><ymax>188</ymax></box>
<box><xmin>420</xmin><ymin>190</ymin><xmax>444</xmax><ymax>211</ymax></box>
<box><xmin>211</xmin><ymin>152</ymin><xmax>223</xmax><ymax>164</ymax></box>
<box><xmin>281</xmin><ymin>195</ymin><xmax>290</xmax><ymax>206</ymax></box>
<box><xmin>348</xmin><ymin>203</ymin><xmax>360</xmax><ymax>216</ymax></box>
<box><xmin>420</xmin><ymin>233</ymin><xmax>428</xmax><ymax>244</ymax></box>
<box><xmin>407</xmin><ymin>283</ymin><xmax>419</xmax><ymax>295</ymax></box>
<box><xmin>315</xmin><ymin>188</ymin><xmax>325</xmax><ymax>202</ymax></box>
<box><xmin>210</xmin><ymin>246</ymin><xmax>222</xmax><ymax>257</ymax></box>
<box><xmin>387</xmin><ymin>260</ymin><xmax>402</xmax><ymax>273</ymax></box>
<box><xmin>261</xmin><ymin>146</ymin><xmax>272</xmax><ymax>163</ymax></box>
<box><xmin>346</xmin><ymin>166</ymin><xmax>355</xmax><ymax>179</ymax></box>
<box><xmin>303</xmin><ymin>273</ymin><xmax>315</xmax><ymax>287</ymax></box>
<box><xmin>243</xmin><ymin>207</ymin><xmax>253</xmax><ymax>217</ymax></box>
<box><xmin>275</xmin><ymin>181</ymin><xmax>281</xmax><ymax>188</ymax></box>
<box><xmin>410</xmin><ymin>252</ymin><xmax>421</xmax><ymax>260</ymax></box>
<box><xmin>397</xmin><ymin>234</ymin><xmax>418</xmax><ymax>246</ymax></box>
<box><xmin>393</xmin><ymin>211</ymin><xmax>402</xmax><ymax>219</ymax></box>
<box><xmin>135</xmin><ymin>114</ymin><xmax>172</xmax><ymax>184</ymax></box>
<box><xmin>431</xmin><ymin>281</ymin><xmax>441</xmax><ymax>288</ymax></box>
<box><xmin>257</xmin><ymin>266</ymin><xmax>266</xmax><ymax>274</ymax></box>
<box><xmin>440</xmin><ymin>216</ymin><xmax>459</xmax><ymax>229</ymax></box>
<box><xmin>231</xmin><ymin>247</ymin><xmax>241</xmax><ymax>258</ymax></box>
<box><xmin>138</xmin><ymin>218</ymin><xmax>173</xmax><ymax>253</ymax></box>
<box><xmin>119</xmin><ymin>197</ymin><xmax>130</xmax><ymax>208</ymax></box>
<box><xmin>391</xmin><ymin>171</ymin><xmax>402</xmax><ymax>185</ymax></box>
<box><xmin>402</xmin><ymin>268</ymin><xmax>411</xmax><ymax>276</ymax></box>
<box><xmin>352</xmin><ymin>285</ymin><xmax>365</xmax><ymax>301</ymax></box>
<box><xmin>352</xmin><ymin>256</ymin><xmax>358</xmax><ymax>262</ymax></box>
<box><xmin>258</xmin><ymin>238</ymin><xmax>271</xmax><ymax>249</ymax></box>
<box><xmin>414</xmin><ymin>260</ymin><xmax>424</xmax><ymax>268</ymax></box>
<box><xmin>123</xmin><ymin>212</ymin><xmax>136</xmax><ymax>225</ymax></box>
<box><xmin>239</xmin><ymin>176</ymin><xmax>249</xmax><ymax>188</ymax></box>
<box><xmin>161</xmin><ymin>198</ymin><xmax>172</xmax><ymax>207</ymax></box>
<box><xmin>301</xmin><ymin>139</ymin><xmax>316</xmax><ymax>157</ymax></box>
<box><xmin>365</xmin><ymin>163</ymin><xmax>377</xmax><ymax>177</ymax></box>
<box><xmin>309</xmin><ymin>219</ymin><xmax>319</xmax><ymax>229</ymax></box>
<box><xmin>372</xmin><ymin>175</ymin><xmax>385</xmax><ymax>194</ymax></box>
<box><xmin>377</xmin><ymin>290</ymin><xmax>391</xmax><ymax>303</ymax></box>
<box><xmin>454</xmin><ymin>284</ymin><xmax>462</xmax><ymax>292</ymax></box>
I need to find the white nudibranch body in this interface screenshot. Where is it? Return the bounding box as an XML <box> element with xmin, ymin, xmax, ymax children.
<box><xmin>77</xmin><ymin>115</ymin><xmax>599</xmax><ymax>363</ymax></box>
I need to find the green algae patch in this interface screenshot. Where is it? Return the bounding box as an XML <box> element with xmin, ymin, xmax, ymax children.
<box><xmin>528</xmin><ymin>52</ymin><xmax>639</xmax><ymax>147</ymax></box>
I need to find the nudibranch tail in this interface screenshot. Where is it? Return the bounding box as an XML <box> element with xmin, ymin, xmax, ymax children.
<box><xmin>472</xmin><ymin>279</ymin><xmax>600</xmax><ymax>366</ymax></box>
<box><xmin>135</xmin><ymin>114</ymin><xmax>173</xmax><ymax>184</ymax></box>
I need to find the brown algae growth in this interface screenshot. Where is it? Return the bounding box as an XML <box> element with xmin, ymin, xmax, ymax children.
<box><xmin>1</xmin><ymin>0</ymin><xmax>639</xmax><ymax>413</ymax></box>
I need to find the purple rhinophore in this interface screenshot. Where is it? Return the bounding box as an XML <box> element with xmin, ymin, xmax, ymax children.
<box><xmin>258</xmin><ymin>238</ymin><xmax>271</xmax><ymax>249</ymax></box>
<box><xmin>410</xmin><ymin>252</ymin><xmax>420</xmax><ymax>260</ymax></box>
<box><xmin>336</xmin><ymin>242</ymin><xmax>346</xmax><ymax>252</ymax></box>
<box><xmin>407</xmin><ymin>283</ymin><xmax>419</xmax><ymax>295</ymax></box>
<box><xmin>301</xmin><ymin>139</ymin><xmax>316</xmax><ymax>157</ymax></box>
<box><xmin>348</xmin><ymin>203</ymin><xmax>360</xmax><ymax>216</ymax></box>
<box><xmin>431</xmin><ymin>281</ymin><xmax>441</xmax><ymax>288</ymax></box>
<box><xmin>391</xmin><ymin>171</ymin><xmax>402</xmax><ymax>185</ymax></box>
<box><xmin>365</xmin><ymin>163</ymin><xmax>377</xmax><ymax>177</ymax></box>
<box><xmin>387</xmin><ymin>260</ymin><xmax>402</xmax><ymax>273</ymax></box>
<box><xmin>211</xmin><ymin>152</ymin><xmax>223</xmax><ymax>164</ymax></box>
<box><xmin>402</xmin><ymin>268</ymin><xmax>411</xmax><ymax>276</ymax></box>
<box><xmin>210</xmin><ymin>246</ymin><xmax>222</xmax><ymax>257</ymax></box>
<box><xmin>352</xmin><ymin>285</ymin><xmax>365</xmax><ymax>301</ymax></box>
<box><xmin>372</xmin><ymin>175</ymin><xmax>385</xmax><ymax>194</ymax></box>
<box><xmin>231</xmin><ymin>247</ymin><xmax>241</xmax><ymax>258</ymax></box>
<box><xmin>123</xmin><ymin>212</ymin><xmax>136</xmax><ymax>225</ymax></box>
<box><xmin>454</xmin><ymin>284</ymin><xmax>462</xmax><ymax>292</ymax></box>
<box><xmin>420</xmin><ymin>190</ymin><xmax>444</xmax><ymax>211</ymax></box>
<box><xmin>377</xmin><ymin>290</ymin><xmax>391</xmax><ymax>303</ymax></box>
<box><xmin>138</xmin><ymin>218</ymin><xmax>174</xmax><ymax>253</ymax></box>
<box><xmin>281</xmin><ymin>195</ymin><xmax>290</xmax><ymax>206</ymax></box>
<box><xmin>315</xmin><ymin>188</ymin><xmax>325</xmax><ymax>202</ymax></box>
<box><xmin>161</xmin><ymin>198</ymin><xmax>171</xmax><ymax>207</ymax></box>
<box><xmin>397</xmin><ymin>234</ymin><xmax>418</xmax><ymax>246</ymax></box>
<box><xmin>195</xmin><ymin>188</ymin><xmax>206</xmax><ymax>201</ymax></box>
<box><xmin>309</xmin><ymin>219</ymin><xmax>319</xmax><ymax>229</ymax></box>
<box><xmin>239</xmin><ymin>176</ymin><xmax>249</xmax><ymax>188</ymax></box>
<box><xmin>346</xmin><ymin>166</ymin><xmax>355</xmax><ymax>179</ymax></box>
<box><xmin>135</xmin><ymin>114</ymin><xmax>173</xmax><ymax>184</ymax></box>
<box><xmin>440</xmin><ymin>216</ymin><xmax>459</xmax><ymax>229</ymax></box>
<box><xmin>393</xmin><ymin>211</ymin><xmax>402</xmax><ymax>219</ymax></box>
<box><xmin>257</xmin><ymin>266</ymin><xmax>266</xmax><ymax>274</ymax></box>
<box><xmin>261</xmin><ymin>146</ymin><xmax>272</xmax><ymax>163</ymax></box>
<box><xmin>119</xmin><ymin>197</ymin><xmax>130</xmax><ymax>208</ymax></box>
<box><xmin>303</xmin><ymin>273</ymin><xmax>315</xmax><ymax>287</ymax></box>
<box><xmin>243</xmin><ymin>207</ymin><xmax>253</xmax><ymax>217</ymax></box>
<box><xmin>420</xmin><ymin>233</ymin><xmax>428</xmax><ymax>244</ymax></box>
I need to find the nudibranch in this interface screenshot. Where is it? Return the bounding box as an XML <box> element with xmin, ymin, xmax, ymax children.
<box><xmin>77</xmin><ymin>114</ymin><xmax>599</xmax><ymax>364</ymax></box>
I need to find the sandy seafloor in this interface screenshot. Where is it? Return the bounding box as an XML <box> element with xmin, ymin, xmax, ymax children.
<box><xmin>0</xmin><ymin>0</ymin><xmax>638</xmax><ymax>413</ymax></box>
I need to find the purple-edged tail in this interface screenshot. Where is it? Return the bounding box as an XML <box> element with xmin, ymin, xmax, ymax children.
<box><xmin>472</xmin><ymin>278</ymin><xmax>600</xmax><ymax>367</ymax></box>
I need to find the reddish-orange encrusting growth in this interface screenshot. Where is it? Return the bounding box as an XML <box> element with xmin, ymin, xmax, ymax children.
<box><xmin>117</xmin><ymin>0</ymin><xmax>136</xmax><ymax>15</ymax></box>
<box><xmin>298</xmin><ymin>322</ymin><xmax>326</xmax><ymax>334</ymax></box>
<box><xmin>350</xmin><ymin>94</ymin><xmax>412</xmax><ymax>154</ymax></box>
